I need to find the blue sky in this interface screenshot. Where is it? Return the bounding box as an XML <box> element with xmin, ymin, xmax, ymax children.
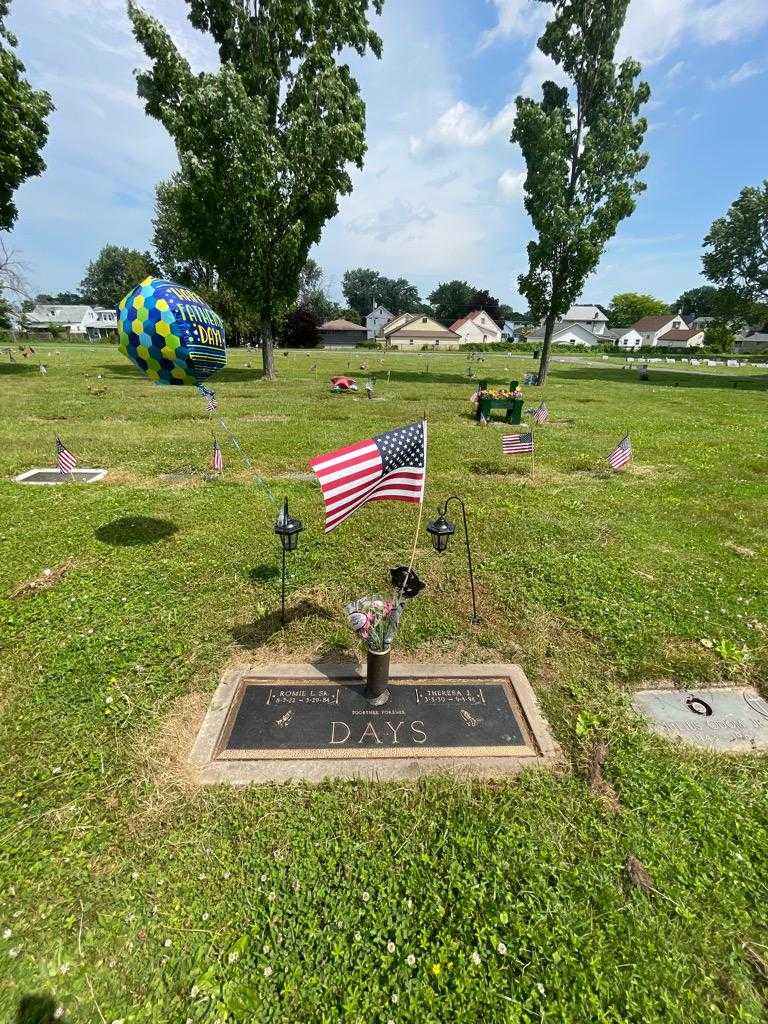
<box><xmin>6</xmin><ymin>0</ymin><xmax>768</xmax><ymax>309</ymax></box>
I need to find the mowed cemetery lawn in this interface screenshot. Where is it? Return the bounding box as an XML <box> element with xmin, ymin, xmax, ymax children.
<box><xmin>1</xmin><ymin>344</ymin><xmax>767</xmax><ymax>1023</ymax></box>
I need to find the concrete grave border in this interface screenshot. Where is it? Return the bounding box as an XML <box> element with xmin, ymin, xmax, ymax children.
<box><xmin>15</xmin><ymin>467</ymin><xmax>107</xmax><ymax>485</ymax></box>
<box><xmin>189</xmin><ymin>662</ymin><xmax>560</xmax><ymax>785</ymax></box>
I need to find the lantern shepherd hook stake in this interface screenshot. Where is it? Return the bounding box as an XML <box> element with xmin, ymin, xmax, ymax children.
<box><xmin>274</xmin><ymin>497</ymin><xmax>303</xmax><ymax>626</ymax></box>
<box><xmin>426</xmin><ymin>495</ymin><xmax>479</xmax><ymax>623</ymax></box>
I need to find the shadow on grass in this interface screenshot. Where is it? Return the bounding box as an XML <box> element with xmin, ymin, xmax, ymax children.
<box><xmin>0</xmin><ymin>362</ymin><xmax>36</xmax><ymax>375</ymax></box>
<box><xmin>365</xmin><ymin>369</ymin><xmax>481</xmax><ymax>385</ymax></box>
<box><xmin>231</xmin><ymin>600</ymin><xmax>333</xmax><ymax>646</ymax></box>
<box><xmin>550</xmin><ymin>364</ymin><xmax>768</xmax><ymax>392</ymax></box>
<box><xmin>97</xmin><ymin>363</ymin><xmax>267</xmax><ymax>384</ymax></box>
<box><xmin>16</xmin><ymin>993</ymin><xmax>64</xmax><ymax>1023</ymax></box>
<box><xmin>249</xmin><ymin>563</ymin><xmax>280</xmax><ymax>583</ymax></box>
<box><xmin>95</xmin><ymin>516</ymin><xmax>178</xmax><ymax>546</ymax></box>
<box><xmin>470</xmin><ymin>460</ymin><xmax>530</xmax><ymax>477</ymax></box>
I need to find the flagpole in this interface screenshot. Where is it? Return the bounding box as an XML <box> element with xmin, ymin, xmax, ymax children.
<box><xmin>531</xmin><ymin>429</ymin><xmax>536</xmax><ymax>480</ymax></box>
<box><xmin>395</xmin><ymin>419</ymin><xmax>427</xmax><ymax>607</ymax></box>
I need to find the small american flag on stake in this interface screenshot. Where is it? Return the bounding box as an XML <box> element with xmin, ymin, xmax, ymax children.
<box><xmin>55</xmin><ymin>436</ymin><xmax>76</xmax><ymax>475</ymax></box>
<box><xmin>609</xmin><ymin>435</ymin><xmax>632</xmax><ymax>471</ymax></box>
<box><xmin>212</xmin><ymin>437</ymin><xmax>223</xmax><ymax>473</ymax></box>
<box><xmin>532</xmin><ymin>402</ymin><xmax>549</xmax><ymax>425</ymax></box>
<box><xmin>309</xmin><ymin>421</ymin><xmax>426</xmax><ymax>533</ymax></box>
<box><xmin>502</xmin><ymin>432</ymin><xmax>534</xmax><ymax>455</ymax></box>
<box><xmin>198</xmin><ymin>384</ymin><xmax>218</xmax><ymax>412</ymax></box>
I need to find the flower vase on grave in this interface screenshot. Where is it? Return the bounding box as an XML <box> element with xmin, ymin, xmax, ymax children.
<box><xmin>365</xmin><ymin>648</ymin><xmax>391</xmax><ymax>706</ymax></box>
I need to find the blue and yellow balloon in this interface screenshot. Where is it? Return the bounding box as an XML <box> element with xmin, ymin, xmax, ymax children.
<box><xmin>116</xmin><ymin>277</ymin><xmax>226</xmax><ymax>387</ymax></box>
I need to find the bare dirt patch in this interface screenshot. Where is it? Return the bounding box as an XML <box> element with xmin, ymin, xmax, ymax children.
<box><xmin>133</xmin><ymin>690</ymin><xmax>210</xmax><ymax>794</ymax></box>
<box><xmin>585</xmin><ymin>738</ymin><xmax>621</xmax><ymax>813</ymax></box>
<box><xmin>725</xmin><ymin>541</ymin><xmax>757</xmax><ymax>559</ymax></box>
<box><xmin>240</xmin><ymin>414</ymin><xmax>290</xmax><ymax>424</ymax></box>
<box><xmin>11</xmin><ymin>559</ymin><xmax>75</xmax><ymax>598</ymax></box>
<box><xmin>627</xmin><ymin>463</ymin><xmax>658</xmax><ymax>478</ymax></box>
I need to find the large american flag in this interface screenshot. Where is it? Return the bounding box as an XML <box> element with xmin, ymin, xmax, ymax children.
<box><xmin>309</xmin><ymin>421</ymin><xmax>427</xmax><ymax>533</ymax></box>
<box><xmin>212</xmin><ymin>437</ymin><xmax>223</xmax><ymax>472</ymax></box>
<box><xmin>609</xmin><ymin>435</ymin><xmax>632</xmax><ymax>471</ymax></box>
<box><xmin>55</xmin><ymin>436</ymin><xmax>76</xmax><ymax>475</ymax></box>
<box><xmin>502</xmin><ymin>432</ymin><xmax>534</xmax><ymax>455</ymax></box>
<box><xmin>533</xmin><ymin>402</ymin><xmax>549</xmax><ymax>425</ymax></box>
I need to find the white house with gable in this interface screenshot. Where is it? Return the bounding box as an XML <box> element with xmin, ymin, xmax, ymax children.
<box><xmin>448</xmin><ymin>309</ymin><xmax>503</xmax><ymax>345</ymax></box>
<box><xmin>26</xmin><ymin>304</ymin><xmax>118</xmax><ymax>338</ymax></box>
<box><xmin>525</xmin><ymin>321</ymin><xmax>602</xmax><ymax>347</ymax></box>
<box><xmin>366</xmin><ymin>303</ymin><xmax>394</xmax><ymax>339</ymax></box>
<box><xmin>556</xmin><ymin>304</ymin><xmax>609</xmax><ymax>335</ymax></box>
<box><xmin>605</xmin><ymin>327</ymin><xmax>643</xmax><ymax>350</ymax></box>
<box><xmin>631</xmin><ymin>314</ymin><xmax>688</xmax><ymax>346</ymax></box>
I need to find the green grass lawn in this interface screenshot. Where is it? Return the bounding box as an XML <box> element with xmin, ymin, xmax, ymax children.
<box><xmin>1</xmin><ymin>344</ymin><xmax>767</xmax><ymax>1023</ymax></box>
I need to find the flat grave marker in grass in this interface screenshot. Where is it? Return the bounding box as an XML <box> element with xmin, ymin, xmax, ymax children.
<box><xmin>14</xmin><ymin>467</ymin><xmax>107</xmax><ymax>484</ymax></box>
<box><xmin>190</xmin><ymin>663</ymin><xmax>559</xmax><ymax>783</ymax></box>
<box><xmin>633</xmin><ymin>687</ymin><xmax>768</xmax><ymax>753</ymax></box>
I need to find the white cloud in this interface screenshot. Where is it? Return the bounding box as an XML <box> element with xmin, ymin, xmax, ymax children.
<box><xmin>517</xmin><ymin>46</ymin><xmax>567</xmax><ymax>99</ymax></box>
<box><xmin>480</xmin><ymin>0</ymin><xmax>768</xmax><ymax>66</ymax></box>
<box><xmin>432</xmin><ymin>101</ymin><xmax>494</xmax><ymax>147</ymax></box>
<box><xmin>349</xmin><ymin>199</ymin><xmax>435</xmax><ymax>242</ymax></box>
<box><xmin>708</xmin><ymin>59</ymin><xmax>766</xmax><ymax>89</ymax></box>
<box><xmin>478</xmin><ymin>0</ymin><xmax>543</xmax><ymax>50</ymax></box>
<box><xmin>619</xmin><ymin>0</ymin><xmax>768</xmax><ymax>64</ymax></box>
<box><xmin>666</xmin><ymin>61</ymin><xmax>686</xmax><ymax>80</ymax></box>
<box><xmin>497</xmin><ymin>169</ymin><xmax>525</xmax><ymax>201</ymax></box>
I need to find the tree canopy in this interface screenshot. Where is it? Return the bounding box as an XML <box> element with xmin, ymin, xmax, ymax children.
<box><xmin>607</xmin><ymin>292</ymin><xmax>668</xmax><ymax>327</ymax></box>
<box><xmin>0</xmin><ymin>1</ymin><xmax>53</xmax><ymax>231</ymax></box>
<box><xmin>672</xmin><ymin>286</ymin><xmax>721</xmax><ymax>320</ymax></box>
<box><xmin>152</xmin><ymin>175</ymin><xmax>216</xmax><ymax>292</ymax></box>
<box><xmin>469</xmin><ymin>288</ymin><xmax>503</xmax><ymax>327</ymax></box>
<box><xmin>282</xmin><ymin>304</ymin><xmax>320</xmax><ymax>348</ymax></box>
<box><xmin>128</xmin><ymin>0</ymin><xmax>383</xmax><ymax>379</ymax></box>
<box><xmin>703</xmin><ymin>181</ymin><xmax>768</xmax><ymax>326</ymax></box>
<box><xmin>511</xmin><ymin>0</ymin><xmax>649</xmax><ymax>383</ymax></box>
<box><xmin>427</xmin><ymin>281</ymin><xmax>475</xmax><ymax>327</ymax></box>
<box><xmin>342</xmin><ymin>267</ymin><xmax>421</xmax><ymax>319</ymax></box>
<box><xmin>79</xmin><ymin>245</ymin><xmax>160</xmax><ymax>308</ymax></box>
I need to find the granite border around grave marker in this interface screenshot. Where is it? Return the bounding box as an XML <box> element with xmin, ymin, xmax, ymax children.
<box><xmin>189</xmin><ymin>662</ymin><xmax>560</xmax><ymax>784</ymax></box>
<box><xmin>15</xmin><ymin>467</ymin><xmax>107</xmax><ymax>485</ymax></box>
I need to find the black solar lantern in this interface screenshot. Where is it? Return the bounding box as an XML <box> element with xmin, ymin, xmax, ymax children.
<box><xmin>426</xmin><ymin>497</ymin><xmax>478</xmax><ymax>623</ymax></box>
<box><xmin>426</xmin><ymin>511</ymin><xmax>455</xmax><ymax>554</ymax></box>
<box><xmin>274</xmin><ymin>498</ymin><xmax>303</xmax><ymax>624</ymax></box>
<box><xmin>274</xmin><ymin>497</ymin><xmax>303</xmax><ymax>551</ymax></box>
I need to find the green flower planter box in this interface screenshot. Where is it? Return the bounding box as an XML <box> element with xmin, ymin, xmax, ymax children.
<box><xmin>475</xmin><ymin>380</ymin><xmax>524</xmax><ymax>424</ymax></box>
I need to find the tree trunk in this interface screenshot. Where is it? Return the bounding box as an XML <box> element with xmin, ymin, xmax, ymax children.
<box><xmin>538</xmin><ymin>311</ymin><xmax>557</xmax><ymax>385</ymax></box>
<box><xmin>262</xmin><ymin>320</ymin><xmax>275</xmax><ymax>379</ymax></box>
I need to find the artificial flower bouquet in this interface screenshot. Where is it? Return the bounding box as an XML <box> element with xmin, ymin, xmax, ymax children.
<box><xmin>344</xmin><ymin>594</ymin><xmax>404</xmax><ymax>653</ymax></box>
<box><xmin>472</xmin><ymin>385</ymin><xmax>523</xmax><ymax>402</ymax></box>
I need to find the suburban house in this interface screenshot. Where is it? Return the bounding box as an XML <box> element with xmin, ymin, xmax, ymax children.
<box><xmin>318</xmin><ymin>318</ymin><xmax>367</xmax><ymax>349</ymax></box>
<box><xmin>502</xmin><ymin>320</ymin><xmax>527</xmax><ymax>341</ymax></box>
<box><xmin>525</xmin><ymin>321</ymin><xmax>602</xmax><ymax>347</ymax></box>
<box><xmin>605</xmin><ymin>327</ymin><xmax>643</xmax><ymax>349</ymax></box>
<box><xmin>366</xmin><ymin>304</ymin><xmax>394</xmax><ymax>340</ymax></box>
<box><xmin>736</xmin><ymin>331</ymin><xmax>768</xmax><ymax>354</ymax></box>
<box><xmin>449</xmin><ymin>309</ymin><xmax>503</xmax><ymax>345</ymax></box>
<box><xmin>631</xmin><ymin>314</ymin><xmax>688</xmax><ymax>346</ymax></box>
<box><xmin>555</xmin><ymin>303</ymin><xmax>609</xmax><ymax>335</ymax></box>
<box><xmin>25</xmin><ymin>304</ymin><xmax>118</xmax><ymax>338</ymax></box>
<box><xmin>654</xmin><ymin>327</ymin><xmax>705</xmax><ymax>348</ymax></box>
<box><xmin>381</xmin><ymin>312</ymin><xmax>460</xmax><ymax>350</ymax></box>
<box><xmin>525</xmin><ymin>302</ymin><xmax>610</xmax><ymax>347</ymax></box>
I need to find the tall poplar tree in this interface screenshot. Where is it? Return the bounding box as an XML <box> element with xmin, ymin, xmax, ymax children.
<box><xmin>511</xmin><ymin>0</ymin><xmax>649</xmax><ymax>384</ymax></box>
<box><xmin>128</xmin><ymin>0</ymin><xmax>383</xmax><ymax>379</ymax></box>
